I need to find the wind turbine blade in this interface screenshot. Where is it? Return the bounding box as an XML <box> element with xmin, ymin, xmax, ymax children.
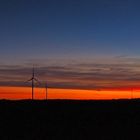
<box><xmin>34</xmin><ymin>78</ymin><xmax>41</xmax><ymax>84</ymax></box>
<box><xmin>46</xmin><ymin>82</ymin><xmax>48</xmax><ymax>88</ymax></box>
<box><xmin>25</xmin><ymin>78</ymin><xmax>33</xmax><ymax>82</ymax></box>
<box><xmin>32</xmin><ymin>67</ymin><xmax>35</xmax><ymax>78</ymax></box>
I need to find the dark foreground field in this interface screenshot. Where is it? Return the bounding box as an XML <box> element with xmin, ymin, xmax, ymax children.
<box><xmin>0</xmin><ymin>99</ymin><xmax>140</xmax><ymax>140</ymax></box>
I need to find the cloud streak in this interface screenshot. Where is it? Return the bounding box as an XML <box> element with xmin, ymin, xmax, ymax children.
<box><xmin>1</xmin><ymin>57</ymin><xmax>140</xmax><ymax>90</ymax></box>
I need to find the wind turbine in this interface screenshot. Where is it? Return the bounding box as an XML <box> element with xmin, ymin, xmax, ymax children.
<box><xmin>131</xmin><ymin>88</ymin><xmax>133</xmax><ymax>99</ymax></box>
<box><xmin>27</xmin><ymin>67</ymin><xmax>39</xmax><ymax>100</ymax></box>
<box><xmin>45</xmin><ymin>81</ymin><xmax>48</xmax><ymax>100</ymax></box>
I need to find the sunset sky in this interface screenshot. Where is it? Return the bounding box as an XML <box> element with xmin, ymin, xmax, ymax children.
<box><xmin>1</xmin><ymin>0</ymin><xmax>140</xmax><ymax>99</ymax></box>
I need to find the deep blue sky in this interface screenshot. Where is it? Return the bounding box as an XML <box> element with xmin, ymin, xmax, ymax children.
<box><xmin>1</xmin><ymin>0</ymin><xmax>140</xmax><ymax>64</ymax></box>
<box><xmin>1</xmin><ymin>0</ymin><xmax>140</xmax><ymax>89</ymax></box>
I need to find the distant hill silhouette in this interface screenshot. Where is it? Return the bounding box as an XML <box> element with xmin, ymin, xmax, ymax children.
<box><xmin>0</xmin><ymin>99</ymin><xmax>140</xmax><ymax>140</ymax></box>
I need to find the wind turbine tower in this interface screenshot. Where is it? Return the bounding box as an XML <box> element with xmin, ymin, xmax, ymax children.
<box><xmin>45</xmin><ymin>82</ymin><xmax>48</xmax><ymax>100</ymax></box>
<box><xmin>131</xmin><ymin>88</ymin><xmax>133</xmax><ymax>99</ymax></box>
<box><xmin>27</xmin><ymin>67</ymin><xmax>39</xmax><ymax>100</ymax></box>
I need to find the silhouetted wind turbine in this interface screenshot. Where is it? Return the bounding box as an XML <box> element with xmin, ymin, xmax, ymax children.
<box><xmin>131</xmin><ymin>88</ymin><xmax>133</xmax><ymax>99</ymax></box>
<box><xmin>27</xmin><ymin>67</ymin><xmax>39</xmax><ymax>100</ymax></box>
<box><xmin>45</xmin><ymin>81</ymin><xmax>48</xmax><ymax>100</ymax></box>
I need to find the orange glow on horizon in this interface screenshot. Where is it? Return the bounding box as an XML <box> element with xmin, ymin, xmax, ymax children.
<box><xmin>0</xmin><ymin>86</ymin><xmax>140</xmax><ymax>100</ymax></box>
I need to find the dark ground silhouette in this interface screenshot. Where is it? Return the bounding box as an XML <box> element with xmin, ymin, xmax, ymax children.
<box><xmin>0</xmin><ymin>99</ymin><xmax>140</xmax><ymax>140</ymax></box>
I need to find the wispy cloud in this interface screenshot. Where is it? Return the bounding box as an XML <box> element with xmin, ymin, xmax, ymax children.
<box><xmin>1</xmin><ymin>57</ymin><xmax>140</xmax><ymax>89</ymax></box>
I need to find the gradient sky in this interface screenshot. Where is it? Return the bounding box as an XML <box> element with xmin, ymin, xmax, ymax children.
<box><xmin>1</xmin><ymin>0</ymin><xmax>140</xmax><ymax>99</ymax></box>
